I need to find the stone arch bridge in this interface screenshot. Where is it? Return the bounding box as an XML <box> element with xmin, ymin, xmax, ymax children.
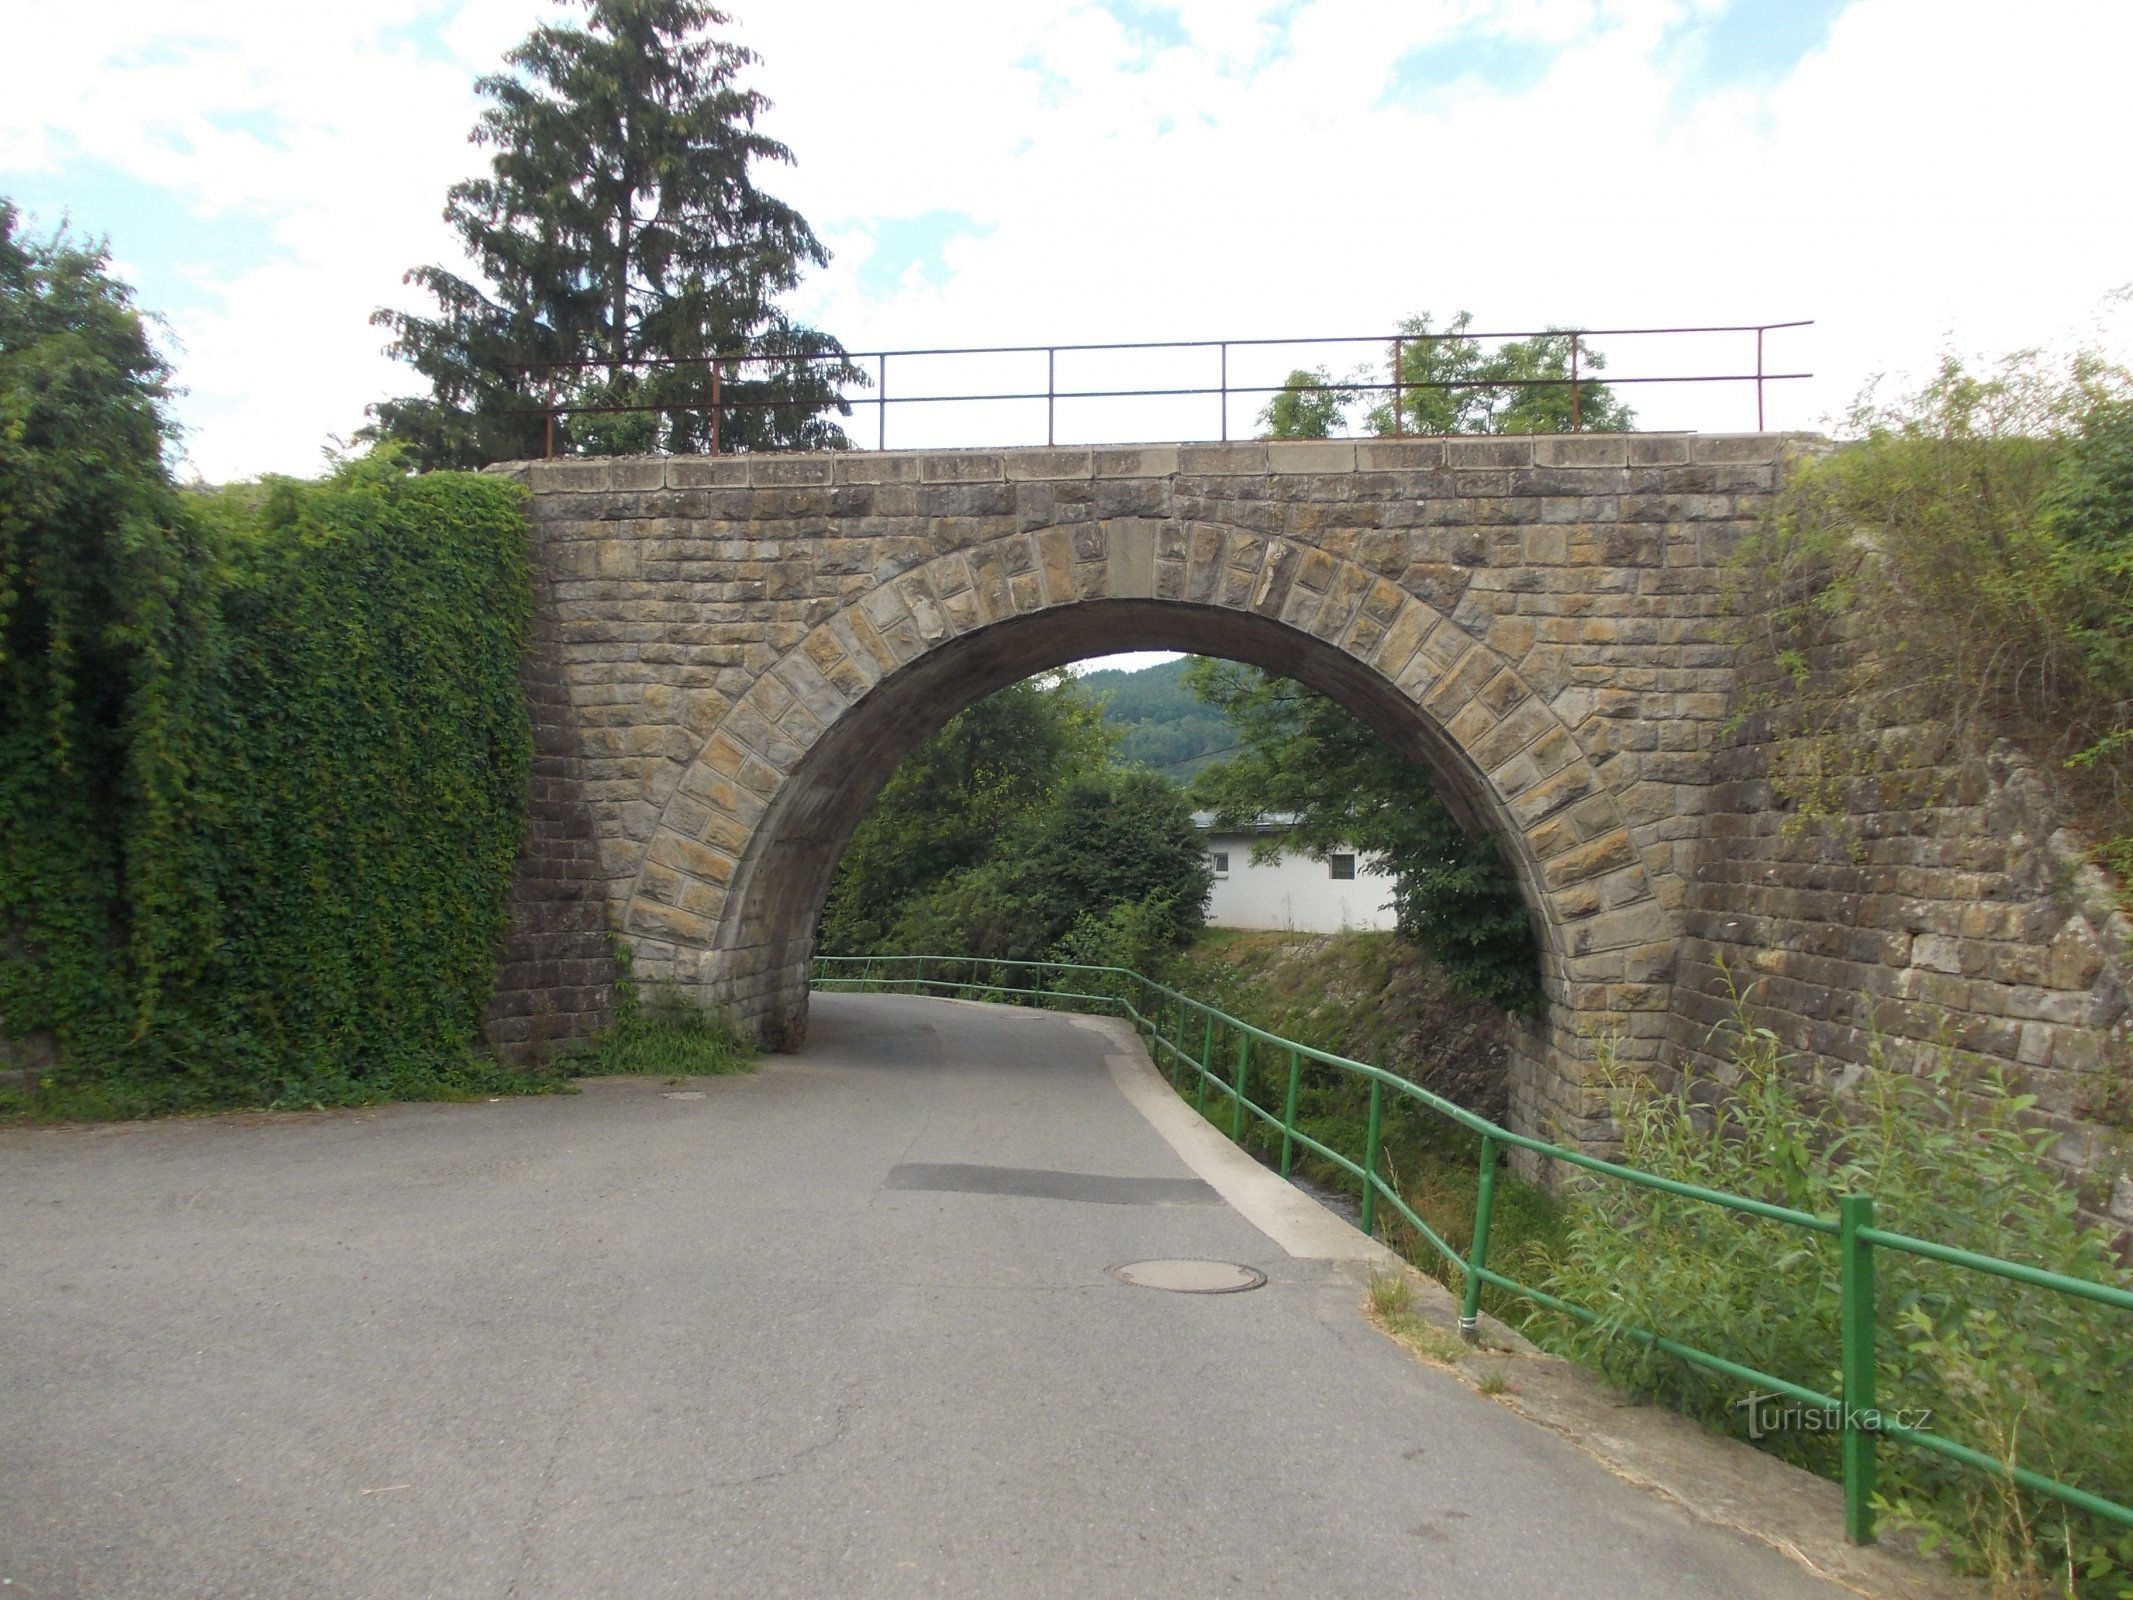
<box><xmin>485</xmin><ymin>434</ymin><xmax>2132</xmax><ymax>1178</ymax></box>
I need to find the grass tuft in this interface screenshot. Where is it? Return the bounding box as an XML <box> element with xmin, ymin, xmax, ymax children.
<box><xmin>569</xmin><ymin>982</ymin><xmax>753</xmax><ymax>1077</ymax></box>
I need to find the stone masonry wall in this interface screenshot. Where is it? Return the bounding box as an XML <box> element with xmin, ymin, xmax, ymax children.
<box><xmin>482</xmin><ymin>557</ymin><xmax>622</xmax><ymax>1062</ymax></box>
<box><xmin>1671</xmin><ymin>713</ymin><xmax>2133</xmax><ymax>1223</ymax></box>
<box><xmin>494</xmin><ymin>433</ymin><xmax>1794</xmax><ymax>1154</ymax></box>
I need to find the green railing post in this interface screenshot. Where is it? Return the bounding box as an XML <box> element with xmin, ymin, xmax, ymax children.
<box><xmin>1840</xmin><ymin>1192</ymin><xmax>1879</xmax><ymax>1545</ymax></box>
<box><xmin>1279</xmin><ymin>1047</ymin><xmax>1302</xmax><ymax>1178</ymax></box>
<box><xmin>1460</xmin><ymin>1133</ymin><xmax>1501</xmax><ymax>1340</ymax></box>
<box><xmin>1231</xmin><ymin>1034</ymin><xmax>1252</xmax><ymax>1143</ymax></box>
<box><xmin>1359</xmin><ymin>1078</ymin><xmax>1384</xmax><ymax>1237</ymax></box>
<box><xmin>1195</xmin><ymin>1013</ymin><xmax>1215</xmax><ymax>1114</ymax></box>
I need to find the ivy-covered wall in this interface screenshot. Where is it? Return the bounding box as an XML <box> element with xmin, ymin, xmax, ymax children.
<box><xmin>1</xmin><ymin>462</ymin><xmax>535</xmax><ymax>1113</ymax></box>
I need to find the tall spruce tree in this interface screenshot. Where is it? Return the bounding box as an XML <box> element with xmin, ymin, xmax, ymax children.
<box><xmin>367</xmin><ymin>0</ymin><xmax>858</xmax><ymax>468</ymax></box>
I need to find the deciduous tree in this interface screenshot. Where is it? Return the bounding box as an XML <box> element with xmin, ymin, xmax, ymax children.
<box><xmin>1186</xmin><ymin>660</ymin><xmax>1540</xmax><ymax>1014</ymax></box>
<box><xmin>1366</xmin><ymin>310</ymin><xmax>1635</xmax><ymax>436</ymax></box>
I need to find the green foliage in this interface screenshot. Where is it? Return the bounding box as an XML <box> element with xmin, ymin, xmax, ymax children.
<box><xmin>1251</xmin><ymin>316</ymin><xmax>1634</xmax><ymax>441</ymax></box>
<box><xmin>1077</xmin><ymin>656</ymin><xmax>1239</xmax><ymax>778</ymax></box>
<box><xmin>1538</xmin><ymin>1005</ymin><xmax>2133</xmax><ymax>1596</ymax></box>
<box><xmin>185</xmin><ymin>461</ymin><xmax>536</xmax><ymax>1106</ymax></box>
<box><xmin>1259</xmin><ymin>366</ymin><xmax>1360</xmax><ymax>439</ymax></box>
<box><xmin>1365</xmin><ymin>310</ymin><xmax>1635</xmax><ymax>436</ymax></box>
<box><xmin>1185</xmin><ymin>659</ymin><xmax>1541</xmax><ymax>1013</ymax></box>
<box><xmin>0</xmin><ymin>204</ymin><xmax>207</xmax><ymax>1077</ymax></box>
<box><xmin>819</xmin><ymin>674</ymin><xmax>1113</xmax><ymax>954</ymax></box>
<box><xmin>569</xmin><ymin>957</ymin><xmax>751</xmax><ymax>1077</ymax></box>
<box><xmin>367</xmin><ymin>0</ymin><xmax>858</xmax><ymax>468</ymax></box>
<box><xmin>876</xmin><ymin>768</ymin><xmax>1213</xmax><ymax>964</ymax></box>
<box><xmin>1738</xmin><ymin>352</ymin><xmax>2133</xmax><ymax>881</ymax></box>
<box><xmin>820</xmin><ymin>674</ymin><xmax>1211</xmax><ymax>967</ymax></box>
<box><xmin>2</xmin><ymin>219</ymin><xmax>538</xmax><ymax>1118</ymax></box>
<box><xmin>1162</xmin><ymin>929</ymin><xmax>1564</xmax><ymax>1318</ymax></box>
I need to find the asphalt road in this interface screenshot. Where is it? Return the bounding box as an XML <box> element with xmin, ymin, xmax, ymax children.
<box><xmin>1</xmin><ymin>992</ymin><xmax>1850</xmax><ymax>1599</ymax></box>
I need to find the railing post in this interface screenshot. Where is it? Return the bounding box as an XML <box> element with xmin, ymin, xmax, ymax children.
<box><xmin>878</xmin><ymin>353</ymin><xmax>888</xmax><ymax>451</ymax></box>
<box><xmin>1756</xmin><ymin>325</ymin><xmax>1766</xmax><ymax>432</ymax></box>
<box><xmin>1231</xmin><ymin>1034</ymin><xmax>1251</xmax><ymax>1143</ymax></box>
<box><xmin>1219</xmin><ymin>342</ymin><xmax>1229</xmax><ymax>442</ymax></box>
<box><xmin>544</xmin><ymin>380</ymin><xmax>557</xmax><ymax>460</ymax></box>
<box><xmin>1279</xmin><ymin>1047</ymin><xmax>1302</xmax><ymax>1178</ymax></box>
<box><xmin>709</xmin><ymin>360</ymin><xmax>722</xmax><ymax>456</ymax></box>
<box><xmin>1047</xmin><ymin>347</ymin><xmax>1056</xmax><ymax>447</ymax></box>
<box><xmin>1360</xmin><ymin>1078</ymin><xmax>1384</xmax><ymax>1237</ymax></box>
<box><xmin>1460</xmin><ymin>1133</ymin><xmax>1501</xmax><ymax>1340</ymax></box>
<box><xmin>1569</xmin><ymin>333</ymin><xmax>1582</xmax><ymax>432</ymax></box>
<box><xmin>1840</xmin><ymin>1193</ymin><xmax>1879</xmax><ymax>1545</ymax></box>
<box><xmin>1196</xmin><ymin>1014</ymin><xmax>1215</xmax><ymax>1114</ymax></box>
<box><xmin>1391</xmin><ymin>336</ymin><xmax>1404</xmax><ymax>436</ymax></box>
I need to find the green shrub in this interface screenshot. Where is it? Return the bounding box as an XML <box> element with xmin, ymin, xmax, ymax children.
<box><xmin>1740</xmin><ymin>352</ymin><xmax>2133</xmax><ymax>880</ymax></box>
<box><xmin>1537</xmin><ymin>1004</ymin><xmax>2133</xmax><ymax>1596</ymax></box>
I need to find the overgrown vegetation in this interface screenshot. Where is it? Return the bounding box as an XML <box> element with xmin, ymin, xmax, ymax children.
<box><xmin>567</xmin><ymin>955</ymin><xmax>751</xmax><ymax>1077</ymax></box>
<box><xmin>1162</xmin><ymin>930</ymin><xmax>1565</xmax><ymax>1325</ymax></box>
<box><xmin>2</xmin><ymin>209</ymin><xmax>541</xmax><ymax>1116</ymax></box>
<box><xmin>818</xmin><ymin>673</ymin><xmax>1212</xmax><ymax>972</ymax></box>
<box><xmin>1738</xmin><ymin>350</ymin><xmax>2133</xmax><ymax>882</ymax></box>
<box><xmin>1538</xmin><ymin>1007</ymin><xmax>2133</xmax><ymax>1598</ymax></box>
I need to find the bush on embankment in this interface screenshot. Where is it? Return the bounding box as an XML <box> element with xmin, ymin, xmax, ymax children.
<box><xmin>2</xmin><ymin>213</ymin><xmax>537</xmax><ymax>1114</ymax></box>
<box><xmin>1741</xmin><ymin>350</ymin><xmax>2133</xmax><ymax>885</ymax></box>
<box><xmin>1538</xmin><ymin>1010</ymin><xmax>2133</xmax><ymax>1597</ymax></box>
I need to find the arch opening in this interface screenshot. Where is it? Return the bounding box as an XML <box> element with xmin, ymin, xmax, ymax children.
<box><xmin>721</xmin><ymin>599</ymin><xmax>1560</xmax><ymax>1011</ymax></box>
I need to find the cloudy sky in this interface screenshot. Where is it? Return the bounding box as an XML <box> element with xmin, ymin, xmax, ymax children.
<box><xmin>4</xmin><ymin>0</ymin><xmax>2129</xmax><ymax>484</ymax></box>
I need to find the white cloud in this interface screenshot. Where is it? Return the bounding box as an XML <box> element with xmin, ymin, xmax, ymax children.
<box><xmin>7</xmin><ymin>0</ymin><xmax>2131</xmax><ymax>477</ymax></box>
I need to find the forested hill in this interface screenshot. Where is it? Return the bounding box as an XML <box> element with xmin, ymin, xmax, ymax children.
<box><xmin>1077</xmin><ymin>657</ymin><xmax>1240</xmax><ymax>780</ymax></box>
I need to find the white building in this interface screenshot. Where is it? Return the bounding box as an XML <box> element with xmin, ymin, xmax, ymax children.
<box><xmin>1194</xmin><ymin>812</ymin><xmax>1397</xmax><ymax>933</ymax></box>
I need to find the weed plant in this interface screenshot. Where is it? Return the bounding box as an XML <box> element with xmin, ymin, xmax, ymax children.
<box><xmin>569</xmin><ymin>977</ymin><xmax>753</xmax><ymax>1077</ymax></box>
<box><xmin>1739</xmin><ymin>349</ymin><xmax>2133</xmax><ymax>884</ymax></box>
<box><xmin>1536</xmin><ymin>1005</ymin><xmax>2133</xmax><ymax>1597</ymax></box>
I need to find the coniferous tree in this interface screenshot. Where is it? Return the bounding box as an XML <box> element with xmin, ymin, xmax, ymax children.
<box><xmin>367</xmin><ymin>0</ymin><xmax>859</xmax><ymax>468</ymax></box>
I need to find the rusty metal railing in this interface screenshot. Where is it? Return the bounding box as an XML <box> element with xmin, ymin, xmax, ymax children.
<box><xmin>514</xmin><ymin>320</ymin><xmax>1811</xmax><ymax>459</ymax></box>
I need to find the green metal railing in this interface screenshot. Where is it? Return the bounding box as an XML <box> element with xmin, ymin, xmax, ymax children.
<box><xmin>812</xmin><ymin>953</ymin><xmax>2133</xmax><ymax>1546</ymax></box>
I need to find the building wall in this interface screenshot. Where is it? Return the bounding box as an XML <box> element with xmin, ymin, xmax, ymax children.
<box><xmin>1203</xmin><ymin>832</ymin><xmax>1396</xmax><ymax>933</ymax></box>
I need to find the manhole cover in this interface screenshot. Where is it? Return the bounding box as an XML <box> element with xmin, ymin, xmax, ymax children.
<box><xmin>1108</xmin><ymin>1259</ymin><xmax>1267</xmax><ymax>1294</ymax></box>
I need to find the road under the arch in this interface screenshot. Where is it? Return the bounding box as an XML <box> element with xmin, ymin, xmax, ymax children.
<box><xmin>4</xmin><ymin>994</ymin><xmax>1849</xmax><ymax>1599</ymax></box>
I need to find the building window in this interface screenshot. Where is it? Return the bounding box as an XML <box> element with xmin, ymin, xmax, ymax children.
<box><xmin>1210</xmin><ymin>851</ymin><xmax>1230</xmax><ymax>877</ymax></box>
<box><xmin>1328</xmin><ymin>853</ymin><xmax>1357</xmax><ymax>880</ymax></box>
